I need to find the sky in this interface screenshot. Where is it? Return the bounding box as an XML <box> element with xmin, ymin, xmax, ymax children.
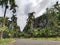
<box><xmin>0</xmin><ymin>0</ymin><xmax>60</xmax><ymax>31</ymax></box>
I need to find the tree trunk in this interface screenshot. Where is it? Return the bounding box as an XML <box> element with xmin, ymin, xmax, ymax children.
<box><xmin>3</xmin><ymin>6</ymin><xmax>7</xmax><ymax>27</ymax></box>
<box><xmin>0</xmin><ymin>31</ymin><xmax>3</xmax><ymax>39</ymax></box>
<box><xmin>0</xmin><ymin>6</ymin><xmax>7</xmax><ymax>39</ymax></box>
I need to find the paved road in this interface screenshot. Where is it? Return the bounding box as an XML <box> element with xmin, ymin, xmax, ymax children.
<box><xmin>14</xmin><ymin>39</ymin><xmax>60</xmax><ymax>45</ymax></box>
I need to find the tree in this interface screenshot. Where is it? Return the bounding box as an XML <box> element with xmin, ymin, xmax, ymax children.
<box><xmin>0</xmin><ymin>0</ymin><xmax>17</xmax><ymax>26</ymax></box>
<box><xmin>54</xmin><ymin>1</ymin><xmax>60</xmax><ymax>12</ymax></box>
<box><xmin>23</xmin><ymin>12</ymin><xmax>35</xmax><ymax>32</ymax></box>
<box><xmin>28</xmin><ymin>12</ymin><xmax>35</xmax><ymax>29</ymax></box>
<box><xmin>23</xmin><ymin>12</ymin><xmax>35</xmax><ymax>37</ymax></box>
<box><xmin>0</xmin><ymin>0</ymin><xmax>17</xmax><ymax>39</ymax></box>
<box><xmin>10</xmin><ymin>15</ymin><xmax>20</xmax><ymax>38</ymax></box>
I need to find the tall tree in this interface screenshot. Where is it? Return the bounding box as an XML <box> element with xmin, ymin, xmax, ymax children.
<box><xmin>24</xmin><ymin>12</ymin><xmax>35</xmax><ymax>31</ymax></box>
<box><xmin>0</xmin><ymin>0</ymin><xmax>17</xmax><ymax>39</ymax></box>
<box><xmin>28</xmin><ymin>12</ymin><xmax>35</xmax><ymax>29</ymax></box>
<box><xmin>11</xmin><ymin>15</ymin><xmax>20</xmax><ymax>38</ymax></box>
<box><xmin>23</xmin><ymin>12</ymin><xmax>35</xmax><ymax>37</ymax></box>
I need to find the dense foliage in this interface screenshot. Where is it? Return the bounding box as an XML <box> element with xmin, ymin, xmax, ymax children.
<box><xmin>0</xmin><ymin>16</ymin><xmax>20</xmax><ymax>38</ymax></box>
<box><xmin>23</xmin><ymin>1</ymin><xmax>60</xmax><ymax>38</ymax></box>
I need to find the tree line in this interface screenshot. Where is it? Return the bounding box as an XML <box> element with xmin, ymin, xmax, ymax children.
<box><xmin>0</xmin><ymin>0</ymin><xmax>60</xmax><ymax>38</ymax></box>
<box><xmin>23</xmin><ymin>1</ymin><xmax>60</xmax><ymax>38</ymax></box>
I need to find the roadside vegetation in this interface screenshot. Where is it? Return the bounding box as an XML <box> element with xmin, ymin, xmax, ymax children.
<box><xmin>0</xmin><ymin>38</ymin><xmax>15</xmax><ymax>45</ymax></box>
<box><xmin>29</xmin><ymin>37</ymin><xmax>60</xmax><ymax>41</ymax></box>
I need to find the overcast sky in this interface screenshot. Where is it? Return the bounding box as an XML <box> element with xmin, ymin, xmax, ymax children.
<box><xmin>0</xmin><ymin>0</ymin><xmax>60</xmax><ymax>31</ymax></box>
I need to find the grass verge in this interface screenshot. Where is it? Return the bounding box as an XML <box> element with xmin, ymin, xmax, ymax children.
<box><xmin>0</xmin><ymin>38</ymin><xmax>15</xmax><ymax>45</ymax></box>
<box><xmin>28</xmin><ymin>37</ymin><xmax>60</xmax><ymax>41</ymax></box>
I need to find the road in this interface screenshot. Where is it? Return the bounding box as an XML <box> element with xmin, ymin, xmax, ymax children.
<box><xmin>13</xmin><ymin>39</ymin><xmax>60</xmax><ymax>45</ymax></box>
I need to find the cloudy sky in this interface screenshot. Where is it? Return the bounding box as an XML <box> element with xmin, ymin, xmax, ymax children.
<box><xmin>0</xmin><ymin>0</ymin><xmax>60</xmax><ymax>31</ymax></box>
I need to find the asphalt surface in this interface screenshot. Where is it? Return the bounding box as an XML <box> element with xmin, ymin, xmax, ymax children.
<box><xmin>14</xmin><ymin>39</ymin><xmax>60</xmax><ymax>45</ymax></box>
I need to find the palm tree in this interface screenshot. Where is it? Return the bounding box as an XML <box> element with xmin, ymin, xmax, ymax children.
<box><xmin>0</xmin><ymin>0</ymin><xmax>8</xmax><ymax>27</ymax></box>
<box><xmin>28</xmin><ymin>12</ymin><xmax>35</xmax><ymax>29</ymax></box>
<box><xmin>0</xmin><ymin>0</ymin><xmax>17</xmax><ymax>26</ymax></box>
<box><xmin>11</xmin><ymin>15</ymin><xmax>17</xmax><ymax>29</ymax></box>
<box><xmin>11</xmin><ymin>15</ymin><xmax>18</xmax><ymax>37</ymax></box>
<box><xmin>0</xmin><ymin>0</ymin><xmax>17</xmax><ymax>39</ymax></box>
<box><xmin>54</xmin><ymin>1</ymin><xmax>60</xmax><ymax>12</ymax></box>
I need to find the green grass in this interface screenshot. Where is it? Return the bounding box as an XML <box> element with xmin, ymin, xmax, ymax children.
<box><xmin>29</xmin><ymin>37</ymin><xmax>60</xmax><ymax>41</ymax></box>
<box><xmin>0</xmin><ymin>38</ymin><xmax>15</xmax><ymax>45</ymax></box>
